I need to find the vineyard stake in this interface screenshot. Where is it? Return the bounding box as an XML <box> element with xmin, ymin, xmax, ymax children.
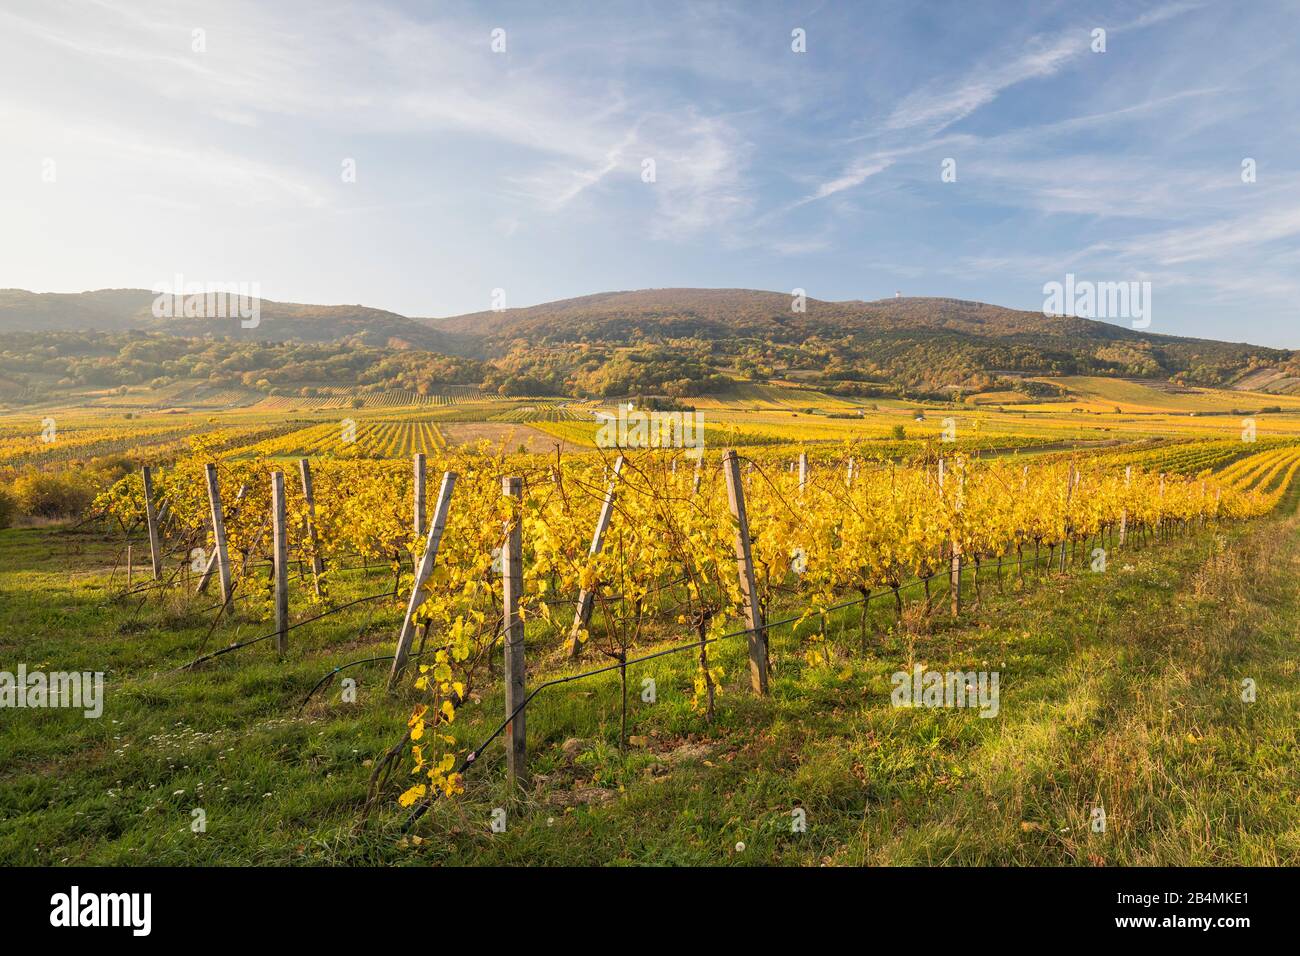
<box><xmin>413</xmin><ymin>452</ymin><xmax>427</xmax><ymax>539</ymax></box>
<box><xmin>297</xmin><ymin>460</ymin><xmax>324</xmax><ymax>597</ymax></box>
<box><xmin>1060</xmin><ymin>464</ymin><xmax>1074</xmax><ymax>573</ymax></box>
<box><xmin>1119</xmin><ymin>465</ymin><xmax>1131</xmax><ymax>546</ymax></box>
<box><xmin>950</xmin><ymin>463</ymin><xmax>963</xmax><ymax>617</ymax></box>
<box><xmin>502</xmin><ymin>476</ymin><xmax>528</xmax><ymax>787</ymax></box>
<box><xmin>203</xmin><ymin>463</ymin><xmax>233</xmax><ymax>605</ymax></box>
<box><xmin>798</xmin><ymin>452</ymin><xmax>808</xmax><ymax>494</ymax></box>
<box><xmin>141</xmin><ymin>466</ymin><xmax>163</xmax><ymax>581</ymax></box>
<box><xmin>197</xmin><ymin>484</ymin><xmax>246</xmax><ymax>594</ymax></box>
<box><xmin>938</xmin><ymin>457</ymin><xmax>961</xmax><ymax>615</ymax></box>
<box><xmin>723</xmin><ymin>449</ymin><xmax>769</xmax><ymax>694</ymax></box>
<box><xmin>568</xmin><ymin>455</ymin><xmax>625</xmax><ymax>659</ymax></box>
<box><xmin>272</xmin><ymin>470</ymin><xmax>289</xmax><ymax>655</ymax></box>
<box><xmin>388</xmin><ymin>471</ymin><xmax>458</xmax><ymax>690</ymax></box>
<box><xmin>1159</xmin><ymin>473</ymin><xmax>1166</xmax><ymax>540</ymax></box>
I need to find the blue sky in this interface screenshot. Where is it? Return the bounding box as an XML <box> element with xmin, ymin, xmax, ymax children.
<box><xmin>2</xmin><ymin>0</ymin><xmax>1299</xmax><ymax>346</ymax></box>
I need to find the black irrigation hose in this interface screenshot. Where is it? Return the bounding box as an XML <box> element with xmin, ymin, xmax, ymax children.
<box><xmin>177</xmin><ymin>590</ymin><xmax>395</xmax><ymax>671</ymax></box>
<box><xmin>120</xmin><ymin>555</ymin><xmax>407</xmax><ymax>613</ymax></box>
<box><xmin>401</xmin><ymin>527</ymin><xmax>1195</xmax><ymax>829</ymax></box>
<box><xmin>191</xmin><ymin>559</ymin><xmax>413</xmax><ymax>616</ymax></box>
<box><xmin>298</xmin><ymin>655</ymin><xmax>396</xmax><ymax>715</ymax></box>
<box><xmin>402</xmin><ymin>579</ymin><xmax>934</xmax><ymax>829</ymax></box>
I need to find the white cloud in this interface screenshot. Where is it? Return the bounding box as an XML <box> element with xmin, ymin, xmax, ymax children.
<box><xmin>808</xmin><ymin>156</ymin><xmax>895</xmax><ymax>202</ymax></box>
<box><xmin>886</xmin><ymin>34</ymin><xmax>1084</xmax><ymax>135</ymax></box>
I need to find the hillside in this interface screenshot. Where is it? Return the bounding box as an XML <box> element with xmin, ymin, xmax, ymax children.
<box><xmin>433</xmin><ymin>288</ymin><xmax>1124</xmax><ymax>340</ymax></box>
<box><xmin>429</xmin><ymin>289</ymin><xmax>1300</xmax><ymax>398</ymax></box>
<box><xmin>428</xmin><ymin>287</ymin><xmax>1300</xmax><ymax>400</ymax></box>
<box><xmin>4</xmin><ymin>287</ymin><xmax>1300</xmax><ymax>401</ymax></box>
<box><xmin>0</xmin><ymin>289</ymin><xmax>461</xmax><ymax>352</ymax></box>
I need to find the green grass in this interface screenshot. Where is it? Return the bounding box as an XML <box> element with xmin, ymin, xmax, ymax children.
<box><xmin>2</xmin><ymin>509</ymin><xmax>1299</xmax><ymax>865</ymax></box>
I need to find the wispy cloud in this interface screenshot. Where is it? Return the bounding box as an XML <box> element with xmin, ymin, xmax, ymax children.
<box><xmin>806</xmin><ymin>155</ymin><xmax>894</xmax><ymax>202</ymax></box>
<box><xmin>886</xmin><ymin>34</ymin><xmax>1084</xmax><ymax>136</ymax></box>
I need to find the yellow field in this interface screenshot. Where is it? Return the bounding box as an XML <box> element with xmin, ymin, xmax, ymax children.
<box><xmin>1019</xmin><ymin>376</ymin><xmax>1300</xmax><ymax>414</ymax></box>
<box><xmin>6</xmin><ymin>377</ymin><xmax>1300</xmax><ymax>470</ymax></box>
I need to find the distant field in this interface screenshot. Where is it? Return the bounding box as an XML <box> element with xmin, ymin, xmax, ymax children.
<box><xmin>7</xmin><ymin>378</ymin><xmax>1300</xmax><ymax>470</ymax></box>
<box><xmin>691</xmin><ymin>382</ymin><xmax>865</xmax><ymax>412</ymax></box>
<box><xmin>1022</xmin><ymin>376</ymin><xmax>1300</xmax><ymax>414</ymax></box>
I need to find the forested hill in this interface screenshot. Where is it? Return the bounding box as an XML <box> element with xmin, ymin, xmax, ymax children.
<box><xmin>427</xmin><ymin>289</ymin><xmax>1298</xmax><ymax>395</ymax></box>
<box><xmin>2</xmin><ymin>287</ymin><xmax>1298</xmax><ymax>400</ymax></box>
<box><xmin>0</xmin><ymin>289</ymin><xmax>462</xmax><ymax>352</ymax></box>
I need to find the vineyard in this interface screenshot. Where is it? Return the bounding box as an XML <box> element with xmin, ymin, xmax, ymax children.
<box><xmin>236</xmin><ymin>420</ymin><xmax>450</xmax><ymax>459</ymax></box>
<box><xmin>5</xmin><ymin>405</ymin><xmax>1300</xmax><ymax>865</ymax></box>
<box><xmin>11</xmin><ymin>0</ymin><xmax>1300</xmax><ymax>908</ymax></box>
<box><xmin>69</xmin><ymin>436</ymin><xmax>1296</xmax><ymax>824</ymax></box>
<box><xmin>488</xmin><ymin>404</ymin><xmax>584</xmax><ymax>423</ymax></box>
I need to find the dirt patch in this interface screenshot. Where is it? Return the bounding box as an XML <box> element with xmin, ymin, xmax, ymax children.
<box><xmin>438</xmin><ymin>422</ymin><xmax>584</xmax><ymax>454</ymax></box>
<box><xmin>544</xmin><ymin>786</ymin><xmax>617</xmax><ymax>807</ymax></box>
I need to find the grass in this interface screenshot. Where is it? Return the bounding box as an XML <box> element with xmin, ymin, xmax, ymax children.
<box><xmin>2</xmin><ymin>498</ymin><xmax>1300</xmax><ymax>865</ymax></box>
<box><xmin>1024</xmin><ymin>375</ymin><xmax>1300</xmax><ymax>415</ymax></box>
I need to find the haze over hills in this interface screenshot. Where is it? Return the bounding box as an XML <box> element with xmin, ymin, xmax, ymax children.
<box><xmin>0</xmin><ymin>288</ymin><xmax>461</xmax><ymax>352</ymax></box>
<box><xmin>2</xmin><ymin>287</ymin><xmax>1299</xmax><ymax>400</ymax></box>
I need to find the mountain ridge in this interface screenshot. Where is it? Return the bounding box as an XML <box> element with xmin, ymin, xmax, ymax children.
<box><xmin>2</xmin><ymin>287</ymin><xmax>1297</xmax><ymax>397</ymax></box>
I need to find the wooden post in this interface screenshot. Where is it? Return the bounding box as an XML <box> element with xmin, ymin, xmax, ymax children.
<box><xmin>502</xmin><ymin>476</ymin><xmax>528</xmax><ymax>787</ymax></box>
<box><xmin>568</xmin><ymin>455</ymin><xmax>625</xmax><ymax>658</ymax></box>
<box><xmin>950</xmin><ymin>466</ymin><xmax>963</xmax><ymax>617</ymax></box>
<box><xmin>297</xmin><ymin>461</ymin><xmax>324</xmax><ymax>597</ymax></box>
<box><xmin>938</xmin><ymin>458</ymin><xmax>959</xmax><ymax>614</ymax></box>
<box><xmin>203</xmin><ymin>463</ymin><xmax>233</xmax><ymax>604</ymax></box>
<box><xmin>1119</xmin><ymin>465</ymin><xmax>1131</xmax><ymax>546</ymax></box>
<box><xmin>388</xmin><ymin>472</ymin><xmax>458</xmax><ymax>689</ymax></box>
<box><xmin>126</xmin><ymin>544</ymin><xmax>133</xmax><ymax>590</ymax></box>
<box><xmin>1060</xmin><ymin>465</ymin><xmax>1074</xmax><ymax>572</ymax></box>
<box><xmin>413</xmin><ymin>452</ymin><xmax>427</xmax><ymax>539</ymax></box>
<box><xmin>198</xmin><ymin>484</ymin><xmax>245</xmax><ymax>594</ymax></box>
<box><xmin>798</xmin><ymin>452</ymin><xmax>808</xmax><ymax>494</ymax></box>
<box><xmin>272</xmin><ymin>471</ymin><xmax>289</xmax><ymax>655</ymax></box>
<box><xmin>141</xmin><ymin>466</ymin><xmax>162</xmax><ymax>581</ymax></box>
<box><xmin>723</xmin><ymin>449</ymin><xmax>768</xmax><ymax>695</ymax></box>
<box><xmin>949</xmin><ymin>549</ymin><xmax>962</xmax><ymax>616</ymax></box>
<box><xmin>692</xmin><ymin>456</ymin><xmax>702</xmax><ymax>496</ymax></box>
<box><xmin>846</xmin><ymin>457</ymin><xmax>855</xmax><ymax>488</ymax></box>
<box><xmin>1159</xmin><ymin>473</ymin><xmax>1166</xmax><ymax>539</ymax></box>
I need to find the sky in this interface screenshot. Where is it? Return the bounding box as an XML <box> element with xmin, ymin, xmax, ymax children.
<box><xmin>2</xmin><ymin>0</ymin><xmax>1299</xmax><ymax>346</ymax></box>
